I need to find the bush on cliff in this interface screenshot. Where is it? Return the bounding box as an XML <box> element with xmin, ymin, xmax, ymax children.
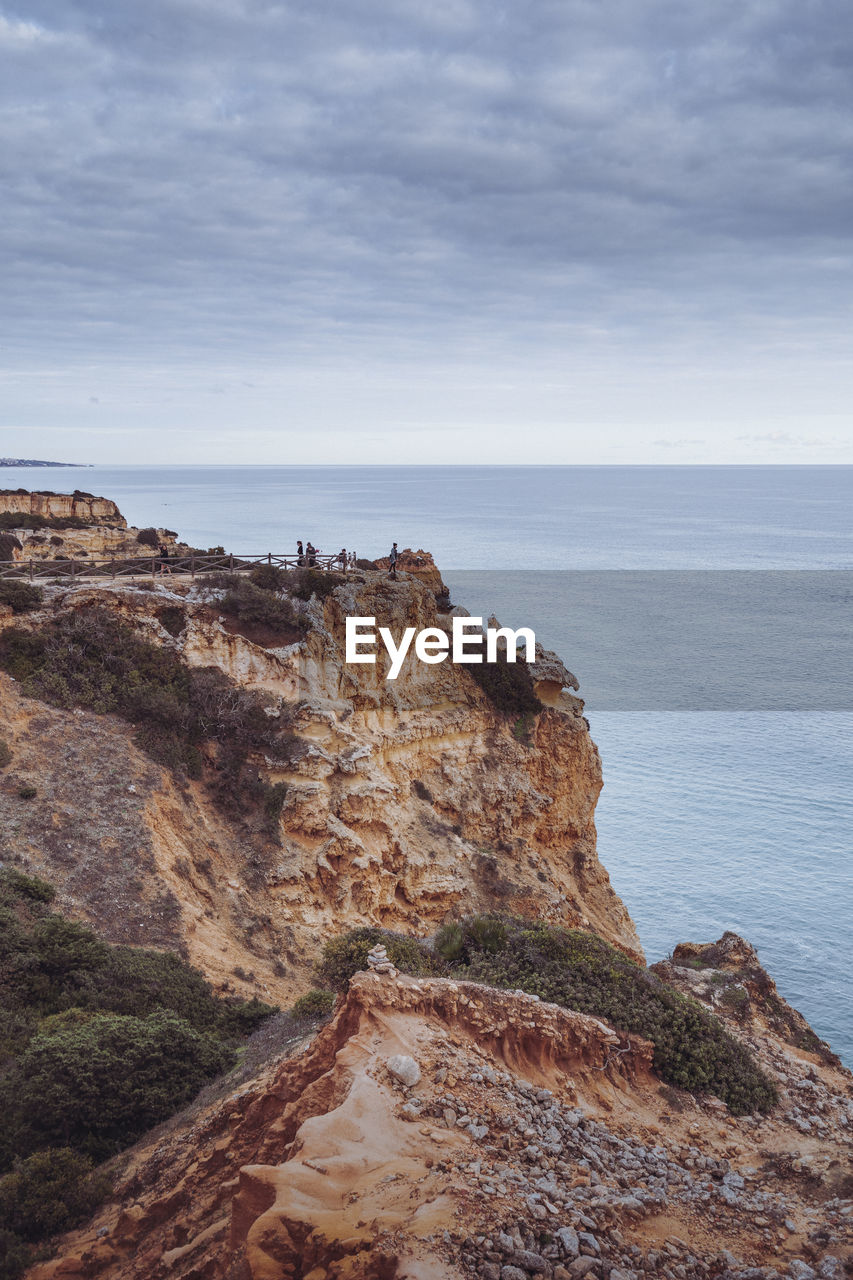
<box><xmin>434</xmin><ymin>915</ymin><xmax>778</xmax><ymax>1115</ymax></box>
<box><xmin>292</xmin><ymin>568</ymin><xmax>344</xmax><ymax>601</ymax></box>
<box><xmin>0</xmin><ymin>1148</ymin><xmax>110</xmax><ymax>1245</ymax></box>
<box><xmin>463</xmin><ymin>639</ymin><xmax>542</xmax><ymax>721</ymax></box>
<box><xmin>8</xmin><ymin>1011</ymin><xmax>232</xmax><ymax>1159</ymax></box>
<box><xmin>319</xmin><ymin>916</ymin><xmax>776</xmax><ymax>1114</ymax></box>
<box><xmin>0</xmin><ymin>581</ymin><xmax>43</xmax><ymax>614</ymax></box>
<box><xmin>291</xmin><ymin>989</ymin><xmax>337</xmax><ymax>1020</ymax></box>
<box><xmin>0</xmin><ymin>514</ymin><xmax>88</xmax><ymax>533</ymax></box>
<box><xmin>316</xmin><ymin>927</ymin><xmax>446</xmax><ymax>991</ymax></box>
<box><xmin>218</xmin><ymin>575</ymin><xmax>306</xmax><ymax>635</ymax></box>
<box><xmin>0</xmin><ymin>609</ymin><xmax>292</xmax><ymax>824</ymax></box>
<box><xmin>0</xmin><ymin>868</ymin><xmax>275</xmax><ymax>1276</ymax></box>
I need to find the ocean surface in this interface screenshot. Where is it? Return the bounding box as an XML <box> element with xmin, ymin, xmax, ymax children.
<box><xmin>3</xmin><ymin>464</ymin><xmax>852</xmax><ymax>1062</ymax></box>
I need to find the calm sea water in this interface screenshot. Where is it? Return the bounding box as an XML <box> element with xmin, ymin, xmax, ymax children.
<box><xmin>4</xmin><ymin>464</ymin><xmax>852</xmax><ymax>1061</ymax></box>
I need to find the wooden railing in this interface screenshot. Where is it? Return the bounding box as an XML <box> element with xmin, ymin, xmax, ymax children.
<box><xmin>0</xmin><ymin>552</ymin><xmax>349</xmax><ymax>581</ymax></box>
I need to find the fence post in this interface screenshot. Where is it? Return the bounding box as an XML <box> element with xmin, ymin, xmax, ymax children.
<box><xmin>70</xmin><ymin>560</ymin><xmax>76</xmax><ymax>580</ymax></box>
<box><xmin>28</xmin><ymin>560</ymin><xmax>33</xmax><ymax>581</ymax></box>
<box><xmin>191</xmin><ymin>554</ymin><xmax>195</xmax><ymax>579</ymax></box>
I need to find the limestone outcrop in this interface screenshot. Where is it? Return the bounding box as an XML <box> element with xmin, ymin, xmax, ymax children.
<box><xmin>0</xmin><ymin>489</ymin><xmax>190</xmax><ymax>563</ymax></box>
<box><xmin>0</xmin><ymin>564</ymin><xmax>639</xmax><ymax>1004</ymax></box>
<box><xmin>0</xmin><ymin>489</ymin><xmax>124</xmax><ymax>526</ymax></box>
<box><xmin>5</xmin><ymin>512</ymin><xmax>851</xmax><ymax>1280</ymax></box>
<box><xmin>25</xmin><ymin>968</ymin><xmax>853</xmax><ymax>1280</ymax></box>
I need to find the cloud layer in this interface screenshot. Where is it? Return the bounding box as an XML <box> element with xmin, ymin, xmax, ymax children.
<box><xmin>1</xmin><ymin>0</ymin><xmax>851</xmax><ymax>460</ymax></box>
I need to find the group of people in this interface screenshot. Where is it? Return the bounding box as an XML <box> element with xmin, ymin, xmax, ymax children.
<box><xmin>295</xmin><ymin>541</ymin><xmax>358</xmax><ymax>570</ymax></box>
<box><xmin>296</xmin><ymin>541</ymin><xmax>399</xmax><ymax>575</ymax></box>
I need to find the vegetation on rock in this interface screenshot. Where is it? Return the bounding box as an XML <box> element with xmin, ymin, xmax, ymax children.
<box><xmin>464</xmin><ymin>641</ymin><xmax>542</xmax><ymax>720</ymax></box>
<box><xmin>319</xmin><ymin>916</ymin><xmax>777</xmax><ymax>1116</ymax></box>
<box><xmin>436</xmin><ymin>916</ymin><xmax>778</xmax><ymax>1115</ymax></box>
<box><xmin>291</xmin><ymin>568</ymin><xmax>345</xmax><ymax>601</ymax></box>
<box><xmin>0</xmin><ymin>868</ymin><xmax>275</xmax><ymax>1277</ymax></box>
<box><xmin>316</xmin><ymin>927</ymin><xmax>445</xmax><ymax>991</ymax></box>
<box><xmin>217</xmin><ymin>574</ymin><xmax>307</xmax><ymax>636</ymax></box>
<box><xmin>0</xmin><ymin>582</ymin><xmax>43</xmax><ymax>614</ymax></box>
<box><xmin>0</xmin><ymin>608</ymin><xmax>294</xmax><ymax>826</ymax></box>
<box><xmin>291</xmin><ymin>989</ymin><xmax>337</xmax><ymax>1020</ymax></box>
<box><xmin>0</xmin><ymin>514</ymin><xmax>90</xmax><ymax>533</ymax></box>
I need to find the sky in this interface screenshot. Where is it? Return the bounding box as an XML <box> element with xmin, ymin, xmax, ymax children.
<box><xmin>1</xmin><ymin>0</ymin><xmax>852</xmax><ymax>465</ymax></box>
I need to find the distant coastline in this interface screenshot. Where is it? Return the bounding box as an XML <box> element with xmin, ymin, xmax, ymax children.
<box><xmin>0</xmin><ymin>458</ymin><xmax>90</xmax><ymax>468</ymax></box>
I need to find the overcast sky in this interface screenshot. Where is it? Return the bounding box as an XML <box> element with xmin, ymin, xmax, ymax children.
<box><xmin>1</xmin><ymin>0</ymin><xmax>852</xmax><ymax>464</ymax></box>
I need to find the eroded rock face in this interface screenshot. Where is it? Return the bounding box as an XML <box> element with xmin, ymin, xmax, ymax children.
<box><xmin>26</xmin><ymin>971</ymin><xmax>853</xmax><ymax>1280</ymax></box>
<box><xmin>0</xmin><ymin>567</ymin><xmax>641</xmax><ymax>1001</ymax></box>
<box><xmin>0</xmin><ymin>489</ymin><xmax>124</xmax><ymax>526</ymax></box>
<box><xmin>655</xmin><ymin>933</ymin><xmax>842</xmax><ymax>1068</ymax></box>
<box><xmin>0</xmin><ymin>489</ymin><xmax>191</xmax><ymax>562</ymax></box>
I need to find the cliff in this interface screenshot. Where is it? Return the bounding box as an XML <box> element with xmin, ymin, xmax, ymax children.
<box><xmin>0</xmin><ymin>489</ymin><xmax>190</xmax><ymax>562</ymax></box>
<box><xmin>0</xmin><ymin>566</ymin><xmax>639</xmax><ymax>1005</ymax></box>
<box><xmin>1</xmin><ymin>522</ymin><xmax>850</xmax><ymax>1280</ymax></box>
<box><xmin>26</xmin><ymin>963</ymin><xmax>853</xmax><ymax>1280</ymax></box>
<box><xmin>0</xmin><ymin>490</ymin><xmax>124</xmax><ymax>526</ymax></box>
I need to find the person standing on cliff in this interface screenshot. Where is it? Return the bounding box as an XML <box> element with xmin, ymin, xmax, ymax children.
<box><xmin>296</xmin><ymin>540</ymin><xmax>305</xmax><ymax>566</ymax></box>
<box><xmin>389</xmin><ymin>542</ymin><xmax>398</xmax><ymax>579</ymax></box>
<box><xmin>157</xmin><ymin>541</ymin><xmax>172</xmax><ymax>576</ymax></box>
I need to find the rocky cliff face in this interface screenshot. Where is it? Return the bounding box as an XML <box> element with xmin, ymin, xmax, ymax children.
<box><xmin>26</xmin><ymin>961</ymin><xmax>853</xmax><ymax>1280</ymax></box>
<box><xmin>0</xmin><ymin>490</ymin><xmax>125</xmax><ymax>526</ymax></box>
<box><xmin>3</xmin><ymin>531</ymin><xmax>851</xmax><ymax>1280</ymax></box>
<box><xmin>0</xmin><ymin>489</ymin><xmax>188</xmax><ymax>562</ymax></box>
<box><xmin>0</xmin><ymin>566</ymin><xmax>639</xmax><ymax>1006</ymax></box>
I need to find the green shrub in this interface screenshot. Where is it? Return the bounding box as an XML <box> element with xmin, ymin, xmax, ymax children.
<box><xmin>291</xmin><ymin>989</ymin><xmax>336</xmax><ymax>1020</ymax></box>
<box><xmin>354</xmin><ymin>558</ymin><xmax>377</xmax><ymax>571</ymax></box>
<box><xmin>464</xmin><ymin>640</ymin><xmax>542</xmax><ymax>720</ymax></box>
<box><xmin>443</xmin><ymin>916</ymin><xmax>777</xmax><ymax>1115</ymax></box>
<box><xmin>0</xmin><ymin>879</ymin><xmax>275</xmax><ymax>1040</ymax></box>
<box><xmin>292</xmin><ymin>569</ymin><xmax>344</xmax><ymax>602</ymax></box>
<box><xmin>0</xmin><ymin>514</ymin><xmax>88</xmax><ymax>533</ymax></box>
<box><xmin>0</xmin><ymin>534</ymin><xmax>22</xmax><ymax>561</ymax></box>
<box><xmin>0</xmin><ymin>741</ymin><xmax>11</xmax><ymax>769</ymax></box>
<box><xmin>0</xmin><ymin>1148</ymin><xmax>110</xmax><ymax>1242</ymax></box>
<box><xmin>0</xmin><ymin>610</ymin><xmax>291</xmax><ymax>821</ymax></box>
<box><xmin>0</xmin><ymin>582</ymin><xmax>43</xmax><ymax>615</ymax></box>
<box><xmin>0</xmin><ymin>1226</ymin><xmax>33</xmax><ymax>1280</ymax></box>
<box><xmin>248</xmin><ymin>564</ymin><xmax>287</xmax><ymax>592</ymax></box>
<box><xmin>136</xmin><ymin>528</ymin><xmax>159</xmax><ymax>548</ymax></box>
<box><xmin>158</xmin><ymin>605</ymin><xmax>185</xmax><ymax>636</ymax></box>
<box><xmin>0</xmin><ymin>870</ymin><xmax>54</xmax><ymax>904</ymax></box>
<box><xmin>0</xmin><ymin>629</ymin><xmax>45</xmax><ymax>681</ymax></box>
<box><xmin>219</xmin><ymin>577</ymin><xmax>306</xmax><ymax>635</ymax></box>
<box><xmin>16</xmin><ymin>787</ymin><xmax>36</xmax><ymax>801</ymax></box>
<box><xmin>6</xmin><ymin>1011</ymin><xmax>232</xmax><ymax>1158</ymax></box>
<box><xmin>316</xmin><ymin>928</ymin><xmax>446</xmax><ymax>991</ymax></box>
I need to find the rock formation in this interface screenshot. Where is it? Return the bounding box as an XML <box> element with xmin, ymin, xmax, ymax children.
<box><xmin>0</xmin><ymin>489</ymin><xmax>189</xmax><ymax>563</ymax></box>
<box><xmin>0</xmin><ymin>489</ymin><xmax>123</xmax><ymax>526</ymax></box>
<box><xmin>0</xmin><ymin>566</ymin><xmax>639</xmax><ymax>1003</ymax></box>
<box><xmin>26</xmin><ymin>963</ymin><xmax>853</xmax><ymax>1280</ymax></box>
<box><xmin>1</xmin><ymin>504</ymin><xmax>850</xmax><ymax>1280</ymax></box>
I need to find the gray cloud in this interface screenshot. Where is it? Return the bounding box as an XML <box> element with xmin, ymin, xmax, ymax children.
<box><xmin>1</xmin><ymin>0</ymin><xmax>852</xmax><ymax>459</ymax></box>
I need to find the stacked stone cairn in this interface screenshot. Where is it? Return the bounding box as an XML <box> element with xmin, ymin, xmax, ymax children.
<box><xmin>366</xmin><ymin>943</ymin><xmax>397</xmax><ymax>977</ymax></box>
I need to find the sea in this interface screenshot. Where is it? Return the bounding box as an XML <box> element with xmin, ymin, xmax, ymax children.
<box><xmin>4</xmin><ymin>464</ymin><xmax>852</xmax><ymax>1063</ymax></box>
